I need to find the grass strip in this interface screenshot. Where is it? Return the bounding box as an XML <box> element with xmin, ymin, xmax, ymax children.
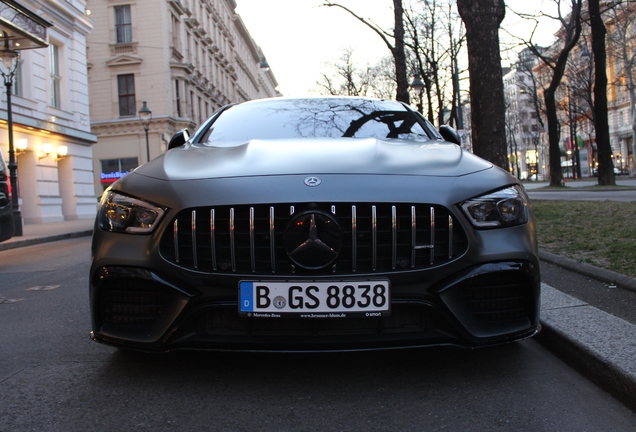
<box><xmin>532</xmin><ymin>200</ymin><xmax>636</xmax><ymax>278</ymax></box>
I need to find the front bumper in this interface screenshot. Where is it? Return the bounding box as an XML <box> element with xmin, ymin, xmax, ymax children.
<box><xmin>89</xmin><ymin>260</ymin><xmax>540</xmax><ymax>353</ymax></box>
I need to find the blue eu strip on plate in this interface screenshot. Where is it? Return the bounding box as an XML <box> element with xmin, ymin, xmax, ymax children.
<box><xmin>240</xmin><ymin>281</ymin><xmax>253</xmax><ymax>312</ymax></box>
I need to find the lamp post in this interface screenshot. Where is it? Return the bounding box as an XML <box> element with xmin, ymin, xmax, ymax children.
<box><xmin>409</xmin><ymin>73</ymin><xmax>424</xmax><ymax>114</ymax></box>
<box><xmin>138</xmin><ymin>100</ymin><xmax>152</xmax><ymax>163</ymax></box>
<box><xmin>0</xmin><ymin>49</ymin><xmax>22</xmax><ymax>236</ymax></box>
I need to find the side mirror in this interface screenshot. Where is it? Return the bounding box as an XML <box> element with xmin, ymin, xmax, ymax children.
<box><xmin>167</xmin><ymin>128</ymin><xmax>191</xmax><ymax>150</ymax></box>
<box><xmin>439</xmin><ymin>125</ymin><xmax>461</xmax><ymax>145</ymax></box>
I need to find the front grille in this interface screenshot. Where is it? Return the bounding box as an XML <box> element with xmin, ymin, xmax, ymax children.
<box><xmin>99</xmin><ymin>278</ymin><xmax>172</xmax><ymax>328</ymax></box>
<box><xmin>459</xmin><ymin>273</ymin><xmax>534</xmax><ymax>322</ymax></box>
<box><xmin>160</xmin><ymin>203</ymin><xmax>468</xmax><ymax>276</ymax></box>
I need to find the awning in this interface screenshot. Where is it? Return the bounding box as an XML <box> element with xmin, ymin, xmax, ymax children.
<box><xmin>0</xmin><ymin>0</ymin><xmax>51</xmax><ymax>51</ymax></box>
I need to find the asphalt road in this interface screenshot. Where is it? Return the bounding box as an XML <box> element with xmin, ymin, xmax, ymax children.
<box><xmin>1</xmin><ymin>237</ymin><xmax>636</xmax><ymax>431</ymax></box>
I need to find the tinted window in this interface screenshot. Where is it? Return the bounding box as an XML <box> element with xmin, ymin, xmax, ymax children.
<box><xmin>199</xmin><ymin>98</ymin><xmax>433</xmax><ymax>145</ymax></box>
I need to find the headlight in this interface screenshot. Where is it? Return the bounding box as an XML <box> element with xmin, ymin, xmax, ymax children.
<box><xmin>460</xmin><ymin>185</ymin><xmax>529</xmax><ymax>228</ymax></box>
<box><xmin>99</xmin><ymin>192</ymin><xmax>166</xmax><ymax>234</ymax></box>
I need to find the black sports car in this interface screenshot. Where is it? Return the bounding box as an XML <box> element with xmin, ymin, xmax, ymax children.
<box><xmin>90</xmin><ymin>97</ymin><xmax>540</xmax><ymax>352</ymax></box>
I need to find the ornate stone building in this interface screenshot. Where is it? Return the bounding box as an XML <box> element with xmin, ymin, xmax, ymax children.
<box><xmin>86</xmin><ymin>0</ymin><xmax>279</xmax><ymax>195</ymax></box>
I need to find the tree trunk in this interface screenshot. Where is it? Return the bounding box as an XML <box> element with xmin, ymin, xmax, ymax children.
<box><xmin>544</xmin><ymin>87</ymin><xmax>563</xmax><ymax>186</ymax></box>
<box><xmin>456</xmin><ymin>0</ymin><xmax>508</xmax><ymax>170</ymax></box>
<box><xmin>589</xmin><ymin>0</ymin><xmax>615</xmax><ymax>185</ymax></box>
<box><xmin>322</xmin><ymin>1</ymin><xmax>409</xmax><ymax>104</ymax></box>
<box><xmin>393</xmin><ymin>0</ymin><xmax>410</xmax><ymax>104</ymax></box>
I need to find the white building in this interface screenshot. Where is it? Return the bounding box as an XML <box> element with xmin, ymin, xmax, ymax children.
<box><xmin>0</xmin><ymin>0</ymin><xmax>97</xmax><ymax>224</ymax></box>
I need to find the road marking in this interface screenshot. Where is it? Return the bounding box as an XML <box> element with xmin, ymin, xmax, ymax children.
<box><xmin>0</xmin><ymin>298</ymin><xmax>24</xmax><ymax>304</ymax></box>
<box><xmin>26</xmin><ymin>285</ymin><xmax>61</xmax><ymax>291</ymax></box>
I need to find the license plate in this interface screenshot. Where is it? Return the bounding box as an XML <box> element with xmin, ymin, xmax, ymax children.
<box><xmin>239</xmin><ymin>281</ymin><xmax>390</xmax><ymax>318</ymax></box>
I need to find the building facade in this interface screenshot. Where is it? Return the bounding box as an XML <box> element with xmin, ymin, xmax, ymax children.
<box><xmin>86</xmin><ymin>0</ymin><xmax>279</xmax><ymax>196</ymax></box>
<box><xmin>524</xmin><ymin>4</ymin><xmax>636</xmax><ymax>180</ymax></box>
<box><xmin>503</xmin><ymin>48</ymin><xmax>546</xmax><ymax>180</ymax></box>
<box><xmin>0</xmin><ymin>0</ymin><xmax>97</xmax><ymax>225</ymax></box>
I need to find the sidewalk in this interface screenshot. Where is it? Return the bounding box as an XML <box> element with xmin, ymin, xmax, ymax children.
<box><xmin>0</xmin><ymin>218</ymin><xmax>635</xmax><ymax>410</ymax></box>
<box><xmin>0</xmin><ymin>218</ymin><xmax>94</xmax><ymax>251</ymax></box>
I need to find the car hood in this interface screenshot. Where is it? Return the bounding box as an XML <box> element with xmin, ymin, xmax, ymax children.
<box><xmin>134</xmin><ymin>138</ymin><xmax>492</xmax><ymax>180</ymax></box>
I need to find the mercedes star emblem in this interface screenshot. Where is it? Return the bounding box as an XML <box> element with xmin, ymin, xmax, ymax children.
<box><xmin>304</xmin><ymin>176</ymin><xmax>322</xmax><ymax>187</ymax></box>
<box><xmin>283</xmin><ymin>211</ymin><xmax>342</xmax><ymax>270</ymax></box>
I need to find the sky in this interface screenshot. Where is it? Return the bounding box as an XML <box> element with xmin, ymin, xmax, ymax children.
<box><xmin>234</xmin><ymin>0</ymin><xmax>563</xmax><ymax>98</ymax></box>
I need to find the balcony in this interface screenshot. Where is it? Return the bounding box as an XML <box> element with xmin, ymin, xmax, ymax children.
<box><xmin>110</xmin><ymin>42</ymin><xmax>137</xmax><ymax>56</ymax></box>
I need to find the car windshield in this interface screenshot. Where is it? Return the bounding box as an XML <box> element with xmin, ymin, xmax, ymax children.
<box><xmin>198</xmin><ymin>98</ymin><xmax>435</xmax><ymax>145</ymax></box>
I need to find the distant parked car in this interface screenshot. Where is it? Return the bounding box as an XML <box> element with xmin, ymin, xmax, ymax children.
<box><xmin>0</xmin><ymin>147</ymin><xmax>15</xmax><ymax>242</ymax></box>
<box><xmin>90</xmin><ymin>96</ymin><xmax>540</xmax><ymax>353</ymax></box>
<box><xmin>592</xmin><ymin>167</ymin><xmax>622</xmax><ymax>177</ymax></box>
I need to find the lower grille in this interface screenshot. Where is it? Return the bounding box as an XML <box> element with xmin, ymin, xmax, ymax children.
<box><xmin>459</xmin><ymin>273</ymin><xmax>534</xmax><ymax>322</ymax></box>
<box><xmin>205</xmin><ymin>303</ymin><xmax>426</xmax><ymax>336</ymax></box>
<box><xmin>160</xmin><ymin>202</ymin><xmax>468</xmax><ymax>275</ymax></box>
<box><xmin>99</xmin><ymin>278</ymin><xmax>173</xmax><ymax>328</ymax></box>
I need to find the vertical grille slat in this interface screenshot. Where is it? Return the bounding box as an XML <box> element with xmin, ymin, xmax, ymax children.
<box><xmin>230</xmin><ymin>207</ymin><xmax>236</xmax><ymax>272</ymax></box>
<box><xmin>448</xmin><ymin>215</ymin><xmax>453</xmax><ymax>259</ymax></box>
<box><xmin>269</xmin><ymin>206</ymin><xmax>275</xmax><ymax>273</ymax></box>
<box><xmin>173</xmin><ymin>219</ymin><xmax>180</xmax><ymax>264</ymax></box>
<box><xmin>411</xmin><ymin>206</ymin><xmax>416</xmax><ymax>269</ymax></box>
<box><xmin>161</xmin><ymin>203</ymin><xmax>467</xmax><ymax>275</ymax></box>
<box><xmin>371</xmin><ymin>205</ymin><xmax>377</xmax><ymax>271</ymax></box>
<box><xmin>249</xmin><ymin>207</ymin><xmax>255</xmax><ymax>273</ymax></box>
<box><xmin>351</xmin><ymin>205</ymin><xmax>357</xmax><ymax>273</ymax></box>
<box><xmin>391</xmin><ymin>205</ymin><xmax>397</xmax><ymax>270</ymax></box>
<box><xmin>210</xmin><ymin>209</ymin><xmax>217</xmax><ymax>271</ymax></box>
<box><xmin>429</xmin><ymin>207</ymin><xmax>435</xmax><ymax>266</ymax></box>
<box><xmin>191</xmin><ymin>210</ymin><xmax>198</xmax><ymax>269</ymax></box>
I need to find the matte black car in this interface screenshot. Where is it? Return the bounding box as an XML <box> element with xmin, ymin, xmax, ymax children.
<box><xmin>90</xmin><ymin>97</ymin><xmax>540</xmax><ymax>352</ymax></box>
<box><xmin>0</xmin><ymin>147</ymin><xmax>15</xmax><ymax>243</ymax></box>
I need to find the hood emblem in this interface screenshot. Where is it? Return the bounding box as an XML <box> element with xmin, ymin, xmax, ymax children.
<box><xmin>284</xmin><ymin>211</ymin><xmax>342</xmax><ymax>270</ymax></box>
<box><xmin>304</xmin><ymin>176</ymin><xmax>321</xmax><ymax>187</ymax></box>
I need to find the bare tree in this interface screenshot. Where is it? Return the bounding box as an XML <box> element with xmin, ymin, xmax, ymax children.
<box><xmin>562</xmin><ymin>34</ymin><xmax>595</xmax><ymax>179</ymax></box>
<box><xmin>403</xmin><ymin>0</ymin><xmax>447</xmax><ymax>124</ymax></box>
<box><xmin>315</xmin><ymin>48</ymin><xmax>373</xmax><ymax>96</ymax></box>
<box><xmin>456</xmin><ymin>0</ymin><xmax>508</xmax><ymax>169</ymax></box>
<box><xmin>323</xmin><ymin>1</ymin><xmax>410</xmax><ymax>103</ymax></box>
<box><xmin>516</xmin><ymin>0</ymin><xmax>584</xmax><ymax>186</ymax></box>
<box><xmin>589</xmin><ymin>0</ymin><xmax>616</xmax><ymax>185</ymax></box>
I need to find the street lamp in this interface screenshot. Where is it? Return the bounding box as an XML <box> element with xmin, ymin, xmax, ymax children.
<box><xmin>410</xmin><ymin>73</ymin><xmax>424</xmax><ymax>114</ymax></box>
<box><xmin>0</xmin><ymin>48</ymin><xmax>22</xmax><ymax>236</ymax></box>
<box><xmin>138</xmin><ymin>100</ymin><xmax>152</xmax><ymax>163</ymax></box>
<box><xmin>409</xmin><ymin>73</ymin><xmax>424</xmax><ymax>95</ymax></box>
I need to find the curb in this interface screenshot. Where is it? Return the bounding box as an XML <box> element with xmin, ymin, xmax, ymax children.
<box><xmin>539</xmin><ymin>249</ymin><xmax>636</xmax><ymax>293</ymax></box>
<box><xmin>0</xmin><ymin>230</ymin><xmax>93</xmax><ymax>252</ymax></box>
<box><xmin>536</xmin><ymin>251</ymin><xmax>636</xmax><ymax>414</ymax></box>
<box><xmin>536</xmin><ymin>322</ymin><xmax>636</xmax><ymax>412</ymax></box>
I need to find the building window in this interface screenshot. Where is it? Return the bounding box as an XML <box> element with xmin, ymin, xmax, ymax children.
<box><xmin>100</xmin><ymin>157</ymin><xmax>139</xmax><ymax>191</ymax></box>
<box><xmin>198</xmin><ymin>96</ymin><xmax>202</xmax><ymax>124</ymax></box>
<box><xmin>171</xmin><ymin>14</ymin><xmax>180</xmax><ymax>50</ymax></box>
<box><xmin>190</xmin><ymin>90</ymin><xmax>195</xmax><ymax>120</ymax></box>
<box><xmin>175</xmin><ymin>79</ymin><xmax>181</xmax><ymax>117</ymax></box>
<box><xmin>12</xmin><ymin>60</ymin><xmax>21</xmax><ymax>97</ymax></box>
<box><xmin>50</xmin><ymin>44</ymin><xmax>61</xmax><ymax>108</ymax></box>
<box><xmin>117</xmin><ymin>74</ymin><xmax>136</xmax><ymax>116</ymax></box>
<box><xmin>115</xmin><ymin>5</ymin><xmax>132</xmax><ymax>44</ymax></box>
